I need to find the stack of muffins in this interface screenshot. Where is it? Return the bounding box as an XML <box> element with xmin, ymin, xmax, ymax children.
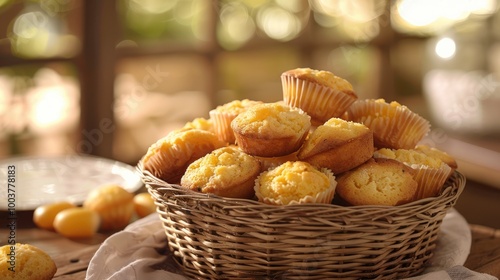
<box><xmin>141</xmin><ymin>68</ymin><xmax>457</xmax><ymax>207</ymax></box>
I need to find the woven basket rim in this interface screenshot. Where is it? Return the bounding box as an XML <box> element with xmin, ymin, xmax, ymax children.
<box><xmin>137</xmin><ymin>162</ymin><xmax>465</xmax><ymax>210</ymax></box>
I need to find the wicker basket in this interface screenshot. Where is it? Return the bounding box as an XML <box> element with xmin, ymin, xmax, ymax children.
<box><xmin>139</xmin><ymin>163</ymin><xmax>465</xmax><ymax>280</ymax></box>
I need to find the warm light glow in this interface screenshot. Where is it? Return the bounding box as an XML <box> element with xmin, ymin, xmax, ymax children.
<box><xmin>257</xmin><ymin>5</ymin><xmax>301</xmax><ymax>41</ymax></box>
<box><xmin>27</xmin><ymin>69</ymin><xmax>79</xmax><ymax>134</ymax></box>
<box><xmin>30</xmin><ymin>89</ymin><xmax>67</xmax><ymax>128</ymax></box>
<box><xmin>12</xmin><ymin>11</ymin><xmax>53</xmax><ymax>57</ymax></box>
<box><xmin>310</xmin><ymin>0</ymin><xmax>383</xmax><ymax>41</ymax></box>
<box><xmin>9</xmin><ymin>8</ymin><xmax>73</xmax><ymax>58</ymax></box>
<box><xmin>0</xmin><ymin>75</ymin><xmax>28</xmax><ymax>135</ymax></box>
<box><xmin>393</xmin><ymin>0</ymin><xmax>499</xmax><ymax>35</ymax></box>
<box><xmin>0</xmin><ymin>76</ymin><xmax>12</xmax><ymax>116</ymax></box>
<box><xmin>275</xmin><ymin>0</ymin><xmax>305</xmax><ymax>13</ymax></box>
<box><xmin>440</xmin><ymin>0</ymin><xmax>471</xmax><ymax>21</ymax></box>
<box><xmin>338</xmin><ymin>0</ymin><xmax>382</xmax><ymax>23</ymax></box>
<box><xmin>127</xmin><ymin>0</ymin><xmax>177</xmax><ymax>14</ymax></box>
<box><xmin>397</xmin><ymin>0</ymin><xmax>439</xmax><ymax>27</ymax></box>
<box><xmin>435</xmin><ymin>37</ymin><xmax>456</xmax><ymax>59</ymax></box>
<box><xmin>218</xmin><ymin>2</ymin><xmax>256</xmax><ymax>50</ymax></box>
<box><xmin>311</xmin><ymin>0</ymin><xmax>342</xmax><ymax>16</ymax></box>
<box><xmin>469</xmin><ymin>0</ymin><xmax>498</xmax><ymax>15</ymax></box>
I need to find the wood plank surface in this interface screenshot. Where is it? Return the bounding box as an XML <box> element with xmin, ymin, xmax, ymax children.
<box><xmin>463</xmin><ymin>224</ymin><xmax>500</xmax><ymax>277</ymax></box>
<box><xmin>0</xmin><ymin>215</ymin><xmax>498</xmax><ymax>279</ymax></box>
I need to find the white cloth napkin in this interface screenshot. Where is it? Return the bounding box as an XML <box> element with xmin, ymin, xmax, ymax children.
<box><xmin>86</xmin><ymin>208</ymin><xmax>497</xmax><ymax>280</ymax></box>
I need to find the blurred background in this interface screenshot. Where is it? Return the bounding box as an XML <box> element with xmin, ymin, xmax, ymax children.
<box><xmin>0</xmin><ymin>0</ymin><xmax>499</xmax><ymax>227</ymax></box>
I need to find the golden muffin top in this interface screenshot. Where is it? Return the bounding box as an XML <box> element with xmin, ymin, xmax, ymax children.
<box><xmin>211</xmin><ymin>99</ymin><xmax>262</xmax><ymax>115</ymax></box>
<box><xmin>231</xmin><ymin>103</ymin><xmax>311</xmax><ymax>137</ymax></box>
<box><xmin>181</xmin><ymin>146</ymin><xmax>261</xmax><ymax>190</ymax></box>
<box><xmin>282</xmin><ymin>68</ymin><xmax>354</xmax><ymax>92</ymax></box>
<box><xmin>256</xmin><ymin>161</ymin><xmax>333</xmax><ymax>205</ymax></box>
<box><xmin>374</xmin><ymin>148</ymin><xmax>444</xmax><ymax>169</ymax></box>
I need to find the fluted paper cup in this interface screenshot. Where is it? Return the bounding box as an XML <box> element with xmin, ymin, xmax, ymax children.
<box><xmin>347</xmin><ymin>99</ymin><xmax>430</xmax><ymax>149</ymax></box>
<box><xmin>281</xmin><ymin>75</ymin><xmax>357</xmax><ymax>126</ymax></box>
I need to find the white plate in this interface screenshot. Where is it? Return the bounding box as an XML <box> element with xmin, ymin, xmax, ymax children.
<box><xmin>0</xmin><ymin>155</ymin><xmax>143</xmax><ymax>211</ymax></box>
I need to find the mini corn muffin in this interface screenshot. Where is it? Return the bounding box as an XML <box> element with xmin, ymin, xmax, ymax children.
<box><xmin>336</xmin><ymin>158</ymin><xmax>418</xmax><ymax>206</ymax></box>
<box><xmin>255</xmin><ymin>151</ymin><xmax>299</xmax><ymax>172</ymax></box>
<box><xmin>209</xmin><ymin>99</ymin><xmax>263</xmax><ymax>144</ymax></box>
<box><xmin>297</xmin><ymin>117</ymin><xmax>374</xmax><ymax>174</ymax></box>
<box><xmin>415</xmin><ymin>144</ymin><xmax>458</xmax><ymax>170</ymax></box>
<box><xmin>281</xmin><ymin>68</ymin><xmax>357</xmax><ymax>126</ymax></box>
<box><xmin>180</xmin><ymin>146</ymin><xmax>261</xmax><ymax>199</ymax></box>
<box><xmin>83</xmin><ymin>184</ymin><xmax>134</xmax><ymax>231</ymax></box>
<box><xmin>255</xmin><ymin>161</ymin><xmax>337</xmax><ymax>205</ymax></box>
<box><xmin>346</xmin><ymin>99</ymin><xmax>430</xmax><ymax>149</ymax></box>
<box><xmin>141</xmin><ymin>128</ymin><xmax>226</xmax><ymax>184</ymax></box>
<box><xmin>373</xmin><ymin>148</ymin><xmax>453</xmax><ymax>199</ymax></box>
<box><xmin>182</xmin><ymin>117</ymin><xmax>214</xmax><ymax>133</ymax></box>
<box><xmin>0</xmin><ymin>243</ymin><xmax>57</xmax><ymax>280</ymax></box>
<box><xmin>231</xmin><ymin>102</ymin><xmax>311</xmax><ymax>157</ymax></box>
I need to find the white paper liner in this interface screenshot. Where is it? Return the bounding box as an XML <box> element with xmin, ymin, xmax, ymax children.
<box><xmin>281</xmin><ymin>75</ymin><xmax>357</xmax><ymax>123</ymax></box>
<box><xmin>348</xmin><ymin>100</ymin><xmax>431</xmax><ymax>149</ymax></box>
<box><xmin>412</xmin><ymin>164</ymin><xmax>454</xmax><ymax>200</ymax></box>
<box><xmin>209</xmin><ymin>109</ymin><xmax>237</xmax><ymax>144</ymax></box>
<box><xmin>373</xmin><ymin>151</ymin><xmax>453</xmax><ymax>200</ymax></box>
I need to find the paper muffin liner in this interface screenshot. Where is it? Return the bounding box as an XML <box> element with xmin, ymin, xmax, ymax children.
<box><xmin>281</xmin><ymin>75</ymin><xmax>357</xmax><ymax>124</ymax></box>
<box><xmin>256</xmin><ymin>152</ymin><xmax>299</xmax><ymax>172</ymax></box>
<box><xmin>347</xmin><ymin>100</ymin><xmax>430</xmax><ymax>149</ymax></box>
<box><xmin>410</xmin><ymin>163</ymin><xmax>453</xmax><ymax>200</ymax></box>
<box><xmin>142</xmin><ymin>129</ymin><xmax>225</xmax><ymax>183</ymax></box>
<box><xmin>373</xmin><ymin>152</ymin><xmax>452</xmax><ymax>200</ymax></box>
<box><xmin>209</xmin><ymin>109</ymin><xmax>237</xmax><ymax>144</ymax></box>
<box><xmin>255</xmin><ymin>167</ymin><xmax>337</xmax><ymax>206</ymax></box>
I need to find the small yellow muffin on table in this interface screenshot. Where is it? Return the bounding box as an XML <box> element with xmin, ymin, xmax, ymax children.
<box><xmin>181</xmin><ymin>146</ymin><xmax>261</xmax><ymax>199</ymax></box>
<box><xmin>0</xmin><ymin>243</ymin><xmax>57</xmax><ymax>280</ymax></box>
<box><xmin>141</xmin><ymin>128</ymin><xmax>226</xmax><ymax>184</ymax></box>
<box><xmin>281</xmin><ymin>68</ymin><xmax>357</xmax><ymax>126</ymax></box>
<box><xmin>346</xmin><ymin>99</ymin><xmax>430</xmax><ymax>149</ymax></box>
<box><xmin>83</xmin><ymin>184</ymin><xmax>134</xmax><ymax>231</ymax></box>
<box><xmin>373</xmin><ymin>148</ymin><xmax>453</xmax><ymax>200</ymax></box>
<box><xmin>133</xmin><ymin>192</ymin><xmax>157</xmax><ymax>218</ymax></box>
<box><xmin>336</xmin><ymin>158</ymin><xmax>418</xmax><ymax>206</ymax></box>
<box><xmin>255</xmin><ymin>161</ymin><xmax>337</xmax><ymax>205</ymax></box>
<box><xmin>231</xmin><ymin>102</ymin><xmax>311</xmax><ymax>157</ymax></box>
<box><xmin>297</xmin><ymin>117</ymin><xmax>374</xmax><ymax>174</ymax></box>
<box><xmin>209</xmin><ymin>99</ymin><xmax>262</xmax><ymax>144</ymax></box>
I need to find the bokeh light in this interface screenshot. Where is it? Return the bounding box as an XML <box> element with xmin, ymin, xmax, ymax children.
<box><xmin>27</xmin><ymin>68</ymin><xmax>80</xmax><ymax>134</ymax></box>
<box><xmin>217</xmin><ymin>0</ymin><xmax>309</xmax><ymax>49</ymax></box>
<box><xmin>435</xmin><ymin>37</ymin><xmax>456</xmax><ymax>59</ymax></box>
<box><xmin>8</xmin><ymin>4</ymin><xmax>80</xmax><ymax>59</ymax></box>
<box><xmin>217</xmin><ymin>2</ymin><xmax>256</xmax><ymax>50</ymax></box>
<box><xmin>310</xmin><ymin>0</ymin><xmax>384</xmax><ymax>41</ymax></box>
<box><xmin>392</xmin><ymin>0</ymin><xmax>498</xmax><ymax>35</ymax></box>
<box><xmin>121</xmin><ymin>0</ymin><xmax>208</xmax><ymax>42</ymax></box>
<box><xmin>256</xmin><ymin>4</ymin><xmax>302</xmax><ymax>41</ymax></box>
<box><xmin>127</xmin><ymin>0</ymin><xmax>177</xmax><ymax>15</ymax></box>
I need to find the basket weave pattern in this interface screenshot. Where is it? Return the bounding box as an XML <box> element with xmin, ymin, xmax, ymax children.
<box><xmin>140</xmin><ymin>163</ymin><xmax>465</xmax><ymax>280</ymax></box>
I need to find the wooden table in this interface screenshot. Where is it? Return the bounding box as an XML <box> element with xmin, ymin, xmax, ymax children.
<box><xmin>464</xmin><ymin>224</ymin><xmax>500</xmax><ymax>277</ymax></box>
<box><xmin>1</xmin><ymin>211</ymin><xmax>499</xmax><ymax>279</ymax></box>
